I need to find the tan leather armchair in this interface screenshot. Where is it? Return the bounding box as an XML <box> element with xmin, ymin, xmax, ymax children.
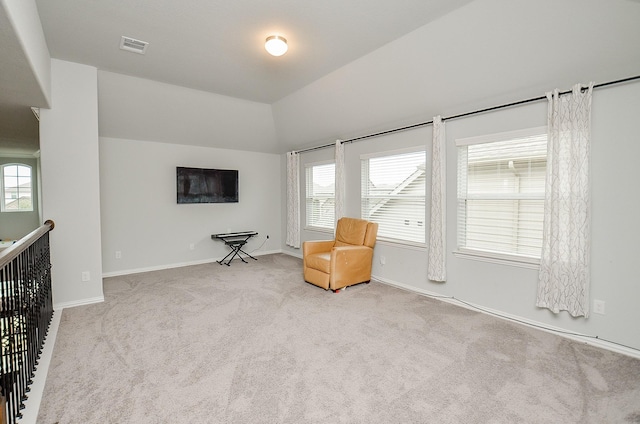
<box><xmin>303</xmin><ymin>217</ymin><xmax>378</xmax><ymax>292</ymax></box>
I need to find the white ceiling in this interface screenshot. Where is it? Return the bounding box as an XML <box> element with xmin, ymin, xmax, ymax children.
<box><xmin>34</xmin><ymin>0</ymin><xmax>474</xmax><ymax>104</ymax></box>
<box><xmin>0</xmin><ymin>3</ymin><xmax>43</xmax><ymax>156</ymax></box>
<box><xmin>6</xmin><ymin>0</ymin><xmax>636</xmax><ymax>155</ymax></box>
<box><xmin>0</xmin><ymin>0</ymin><xmax>474</xmax><ymax>155</ymax></box>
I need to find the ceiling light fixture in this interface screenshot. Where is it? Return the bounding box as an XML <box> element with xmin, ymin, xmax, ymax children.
<box><xmin>265</xmin><ymin>35</ymin><xmax>288</xmax><ymax>57</ymax></box>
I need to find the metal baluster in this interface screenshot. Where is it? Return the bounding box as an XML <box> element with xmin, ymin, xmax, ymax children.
<box><xmin>0</xmin><ymin>222</ymin><xmax>55</xmax><ymax>423</ymax></box>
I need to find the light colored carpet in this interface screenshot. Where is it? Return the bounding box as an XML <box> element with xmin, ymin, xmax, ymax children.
<box><xmin>37</xmin><ymin>254</ymin><xmax>640</xmax><ymax>423</ymax></box>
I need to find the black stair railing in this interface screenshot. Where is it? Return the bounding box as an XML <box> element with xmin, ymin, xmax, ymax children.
<box><xmin>0</xmin><ymin>220</ymin><xmax>55</xmax><ymax>424</ymax></box>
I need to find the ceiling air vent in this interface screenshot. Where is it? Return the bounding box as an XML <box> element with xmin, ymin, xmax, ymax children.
<box><xmin>119</xmin><ymin>36</ymin><xmax>148</xmax><ymax>54</ymax></box>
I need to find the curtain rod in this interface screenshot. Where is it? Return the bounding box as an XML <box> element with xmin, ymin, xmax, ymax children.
<box><xmin>293</xmin><ymin>74</ymin><xmax>640</xmax><ymax>154</ymax></box>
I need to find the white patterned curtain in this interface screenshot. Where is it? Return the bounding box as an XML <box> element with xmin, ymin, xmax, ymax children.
<box><xmin>286</xmin><ymin>151</ymin><xmax>301</xmax><ymax>248</ymax></box>
<box><xmin>536</xmin><ymin>83</ymin><xmax>593</xmax><ymax>317</ymax></box>
<box><xmin>428</xmin><ymin>116</ymin><xmax>446</xmax><ymax>282</ymax></box>
<box><xmin>335</xmin><ymin>139</ymin><xmax>345</xmax><ymax>223</ymax></box>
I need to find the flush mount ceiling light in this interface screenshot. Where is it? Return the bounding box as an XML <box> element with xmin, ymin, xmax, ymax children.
<box><xmin>265</xmin><ymin>35</ymin><xmax>288</xmax><ymax>57</ymax></box>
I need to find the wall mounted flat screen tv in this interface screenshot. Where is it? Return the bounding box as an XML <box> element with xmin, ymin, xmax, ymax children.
<box><xmin>177</xmin><ymin>167</ymin><xmax>238</xmax><ymax>204</ymax></box>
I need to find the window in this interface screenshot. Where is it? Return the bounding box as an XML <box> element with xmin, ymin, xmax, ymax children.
<box><xmin>1</xmin><ymin>164</ymin><xmax>33</xmax><ymax>212</ymax></box>
<box><xmin>456</xmin><ymin>127</ymin><xmax>547</xmax><ymax>262</ymax></box>
<box><xmin>361</xmin><ymin>148</ymin><xmax>426</xmax><ymax>244</ymax></box>
<box><xmin>305</xmin><ymin>162</ymin><xmax>335</xmax><ymax>230</ymax></box>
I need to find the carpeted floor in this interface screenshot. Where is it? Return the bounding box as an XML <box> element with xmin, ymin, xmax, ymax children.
<box><xmin>37</xmin><ymin>254</ymin><xmax>640</xmax><ymax>423</ymax></box>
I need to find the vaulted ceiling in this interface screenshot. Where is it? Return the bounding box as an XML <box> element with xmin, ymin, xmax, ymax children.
<box><xmin>34</xmin><ymin>0</ymin><xmax>473</xmax><ymax>104</ymax></box>
<box><xmin>0</xmin><ymin>0</ymin><xmax>474</xmax><ymax>155</ymax></box>
<box><xmin>3</xmin><ymin>0</ymin><xmax>639</xmax><ymax>156</ymax></box>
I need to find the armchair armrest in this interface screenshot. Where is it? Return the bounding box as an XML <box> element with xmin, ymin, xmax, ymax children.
<box><xmin>303</xmin><ymin>240</ymin><xmax>335</xmax><ymax>256</ymax></box>
<box><xmin>330</xmin><ymin>245</ymin><xmax>374</xmax><ymax>290</ymax></box>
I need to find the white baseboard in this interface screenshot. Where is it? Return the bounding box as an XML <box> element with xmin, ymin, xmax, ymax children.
<box><xmin>20</xmin><ymin>309</ymin><xmax>62</xmax><ymax>424</ymax></box>
<box><xmin>373</xmin><ymin>274</ymin><xmax>640</xmax><ymax>360</ymax></box>
<box><xmin>54</xmin><ymin>296</ymin><xmax>104</xmax><ymax>310</ymax></box>
<box><xmin>282</xmin><ymin>250</ymin><xmax>303</xmax><ymax>259</ymax></box>
<box><xmin>102</xmin><ymin>249</ymin><xmax>283</xmax><ymax>278</ymax></box>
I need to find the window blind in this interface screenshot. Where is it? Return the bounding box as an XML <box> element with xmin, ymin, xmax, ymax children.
<box><xmin>305</xmin><ymin>162</ymin><xmax>335</xmax><ymax>229</ymax></box>
<box><xmin>361</xmin><ymin>149</ymin><xmax>426</xmax><ymax>244</ymax></box>
<box><xmin>457</xmin><ymin>129</ymin><xmax>547</xmax><ymax>259</ymax></box>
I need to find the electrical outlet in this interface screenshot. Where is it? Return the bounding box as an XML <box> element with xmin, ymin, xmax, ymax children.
<box><xmin>81</xmin><ymin>271</ymin><xmax>90</xmax><ymax>282</ymax></box>
<box><xmin>593</xmin><ymin>299</ymin><xmax>606</xmax><ymax>315</ymax></box>
<box><xmin>189</xmin><ymin>243</ymin><xmax>195</xmax><ymax>250</ymax></box>
<box><xmin>380</xmin><ymin>255</ymin><xmax>386</xmax><ymax>265</ymax></box>
<box><xmin>115</xmin><ymin>251</ymin><xmax>122</xmax><ymax>259</ymax></box>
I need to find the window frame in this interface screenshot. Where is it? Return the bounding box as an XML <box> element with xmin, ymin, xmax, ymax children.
<box><xmin>455</xmin><ymin>126</ymin><xmax>547</xmax><ymax>268</ymax></box>
<box><xmin>1</xmin><ymin>163</ymin><xmax>34</xmax><ymax>213</ymax></box>
<box><xmin>360</xmin><ymin>146</ymin><xmax>427</xmax><ymax>247</ymax></box>
<box><xmin>304</xmin><ymin>160</ymin><xmax>336</xmax><ymax>232</ymax></box>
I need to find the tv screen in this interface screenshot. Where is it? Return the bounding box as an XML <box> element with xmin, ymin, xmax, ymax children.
<box><xmin>176</xmin><ymin>167</ymin><xmax>238</xmax><ymax>204</ymax></box>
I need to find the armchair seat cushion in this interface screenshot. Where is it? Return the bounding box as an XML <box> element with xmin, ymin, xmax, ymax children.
<box><xmin>304</xmin><ymin>252</ymin><xmax>331</xmax><ymax>273</ymax></box>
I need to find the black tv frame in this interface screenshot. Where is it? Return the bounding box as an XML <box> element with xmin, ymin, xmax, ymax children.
<box><xmin>176</xmin><ymin>166</ymin><xmax>238</xmax><ymax>204</ymax></box>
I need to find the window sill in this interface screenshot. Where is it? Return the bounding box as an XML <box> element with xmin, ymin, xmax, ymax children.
<box><xmin>453</xmin><ymin>249</ymin><xmax>540</xmax><ymax>269</ymax></box>
<box><xmin>376</xmin><ymin>238</ymin><xmax>426</xmax><ymax>251</ymax></box>
<box><xmin>304</xmin><ymin>226</ymin><xmax>334</xmax><ymax>234</ymax></box>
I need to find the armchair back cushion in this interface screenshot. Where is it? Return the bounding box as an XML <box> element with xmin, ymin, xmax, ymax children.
<box><xmin>334</xmin><ymin>218</ymin><xmax>369</xmax><ymax>247</ymax></box>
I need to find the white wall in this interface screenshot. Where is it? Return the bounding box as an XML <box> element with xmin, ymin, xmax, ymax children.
<box><xmin>0</xmin><ymin>0</ymin><xmax>51</xmax><ymax>107</ymax></box>
<box><xmin>588</xmin><ymin>82</ymin><xmax>640</xmax><ymax>351</ymax></box>
<box><xmin>25</xmin><ymin>0</ymin><xmax>640</xmax><ymax>352</ymax></box>
<box><xmin>441</xmin><ymin>85</ymin><xmax>640</xmax><ymax>352</ymax></box>
<box><xmin>100</xmin><ymin>137</ymin><xmax>282</xmax><ymax>275</ymax></box>
<box><xmin>39</xmin><ymin>59</ymin><xmax>104</xmax><ymax>307</ymax></box>
<box><xmin>275</xmin><ymin>0</ymin><xmax>640</xmax><ymax>352</ymax></box>
<box><xmin>272</xmin><ymin>0</ymin><xmax>640</xmax><ymax>151</ymax></box>
<box><xmin>98</xmin><ymin>71</ymin><xmax>279</xmax><ymax>154</ymax></box>
<box><xmin>0</xmin><ymin>156</ymin><xmax>39</xmax><ymax>238</ymax></box>
<box><xmin>282</xmin><ymin>81</ymin><xmax>640</xmax><ymax>352</ymax></box>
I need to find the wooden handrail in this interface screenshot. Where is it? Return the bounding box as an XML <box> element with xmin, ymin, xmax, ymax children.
<box><xmin>0</xmin><ymin>220</ymin><xmax>55</xmax><ymax>269</ymax></box>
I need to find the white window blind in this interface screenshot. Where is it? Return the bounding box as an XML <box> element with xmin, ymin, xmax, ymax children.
<box><xmin>305</xmin><ymin>162</ymin><xmax>335</xmax><ymax>229</ymax></box>
<box><xmin>1</xmin><ymin>164</ymin><xmax>33</xmax><ymax>212</ymax></box>
<box><xmin>457</xmin><ymin>128</ymin><xmax>547</xmax><ymax>259</ymax></box>
<box><xmin>361</xmin><ymin>149</ymin><xmax>426</xmax><ymax>244</ymax></box>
